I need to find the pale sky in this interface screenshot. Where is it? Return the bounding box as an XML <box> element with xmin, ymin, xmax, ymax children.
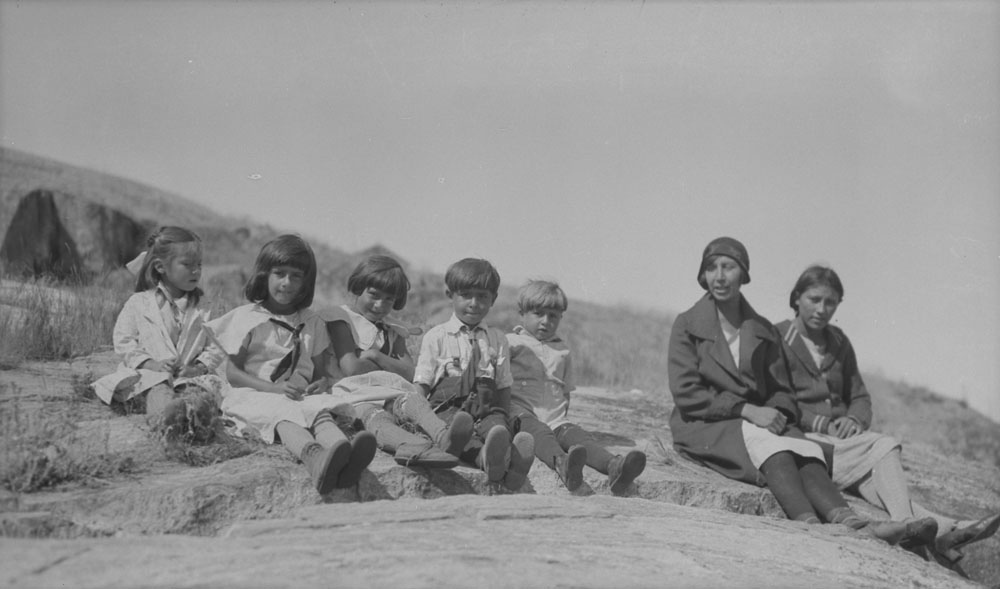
<box><xmin>2</xmin><ymin>1</ymin><xmax>998</xmax><ymax>422</ymax></box>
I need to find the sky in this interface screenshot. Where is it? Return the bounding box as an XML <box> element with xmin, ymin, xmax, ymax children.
<box><xmin>1</xmin><ymin>1</ymin><xmax>998</xmax><ymax>422</ymax></box>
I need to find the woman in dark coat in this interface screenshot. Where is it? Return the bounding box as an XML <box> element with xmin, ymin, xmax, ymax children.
<box><xmin>668</xmin><ymin>237</ymin><xmax>929</xmax><ymax>545</ymax></box>
<box><xmin>777</xmin><ymin>264</ymin><xmax>999</xmax><ymax>562</ymax></box>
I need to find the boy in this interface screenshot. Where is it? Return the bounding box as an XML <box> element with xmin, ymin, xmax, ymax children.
<box><xmin>414</xmin><ymin>258</ymin><xmax>535</xmax><ymax>491</ymax></box>
<box><xmin>507</xmin><ymin>280</ymin><xmax>646</xmax><ymax>494</ymax></box>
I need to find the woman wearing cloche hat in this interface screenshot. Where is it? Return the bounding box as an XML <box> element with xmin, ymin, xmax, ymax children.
<box><xmin>667</xmin><ymin>237</ymin><xmax>935</xmax><ymax>546</ymax></box>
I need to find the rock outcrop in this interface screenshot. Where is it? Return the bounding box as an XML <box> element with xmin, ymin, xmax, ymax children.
<box><xmin>0</xmin><ymin>190</ymin><xmax>147</xmax><ymax>280</ymax></box>
<box><xmin>0</xmin><ymin>352</ymin><xmax>996</xmax><ymax>588</ymax></box>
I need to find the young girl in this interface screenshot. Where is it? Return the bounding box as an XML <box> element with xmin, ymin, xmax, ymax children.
<box><xmin>778</xmin><ymin>265</ymin><xmax>999</xmax><ymax>562</ymax></box>
<box><xmin>207</xmin><ymin>235</ymin><xmax>376</xmax><ymax>495</ymax></box>
<box><xmin>93</xmin><ymin>226</ymin><xmax>225</xmax><ymax>441</ymax></box>
<box><xmin>324</xmin><ymin>255</ymin><xmax>473</xmax><ymax>469</ymax></box>
<box><xmin>668</xmin><ymin>237</ymin><xmax>930</xmax><ymax>546</ymax></box>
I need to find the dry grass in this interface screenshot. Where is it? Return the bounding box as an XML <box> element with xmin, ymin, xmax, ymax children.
<box><xmin>0</xmin><ymin>276</ymin><xmax>127</xmax><ymax>368</ymax></box>
<box><xmin>0</xmin><ymin>382</ymin><xmax>136</xmax><ymax>493</ymax></box>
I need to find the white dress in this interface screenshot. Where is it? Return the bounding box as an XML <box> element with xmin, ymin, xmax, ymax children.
<box><xmin>207</xmin><ymin>304</ymin><xmax>352</xmax><ymax>444</ymax></box>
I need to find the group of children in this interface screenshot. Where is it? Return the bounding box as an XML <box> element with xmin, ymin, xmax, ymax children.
<box><xmin>97</xmin><ymin>226</ymin><xmax>998</xmax><ymax>567</ymax></box>
<box><xmin>99</xmin><ymin>227</ymin><xmax>647</xmax><ymax>496</ymax></box>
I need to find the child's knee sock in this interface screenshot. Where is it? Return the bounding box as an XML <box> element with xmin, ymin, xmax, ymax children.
<box><xmin>870</xmin><ymin>448</ymin><xmax>915</xmax><ymax>520</ymax></box>
<box><xmin>760</xmin><ymin>451</ymin><xmax>816</xmax><ymax>520</ymax></box>
<box><xmin>359</xmin><ymin>404</ymin><xmax>427</xmax><ymax>453</ymax></box>
<box><xmin>393</xmin><ymin>392</ymin><xmax>447</xmax><ymax>442</ymax></box>
<box><xmin>275</xmin><ymin>420</ymin><xmax>314</xmax><ymax>458</ymax></box>
<box><xmin>797</xmin><ymin>457</ymin><xmax>850</xmax><ymax>519</ymax></box>
<box><xmin>313</xmin><ymin>412</ymin><xmax>349</xmax><ymax>447</ymax></box>
<box><xmin>555</xmin><ymin>423</ymin><xmax>614</xmax><ymax>472</ymax></box>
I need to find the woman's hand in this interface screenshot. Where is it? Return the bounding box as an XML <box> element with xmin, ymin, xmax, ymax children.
<box><xmin>358</xmin><ymin>349</ymin><xmax>382</xmax><ymax>365</ymax></box>
<box><xmin>830</xmin><ymin>416</ymin><xmax>862</xmax><ymax>438</ymax></box>
<box><xmin>741</xmin><ymin>404</ymin><xmax>788</xmax><ymax>435</ymax></box>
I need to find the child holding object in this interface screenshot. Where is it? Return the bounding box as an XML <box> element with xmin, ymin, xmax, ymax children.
<box><xmin>667</xmin><ymin>237</ymin><xmax>931</xmax><ymax>546</ymax></box>
<box><xmin>93</xmin><ymin>226</ymin><xmax>225</xmax><ymax>442</ymax></box>
<box><xmin>324</xmin><ymin>255</ymin><xmax>473</xmax><ymax>468</ymax></box>
<box><xmin>414</xmin><ymin>258</ymin><xmax>535</xmax><ymax>491</ymax></box>
<box><xmin>507</xmin><ymin>280</ymin><xmax>646</xmax><ymax>494</ymax></box>
<box><xmin>777</xmin><ymin>265</ymin><xmax>999</xmax><ymax>561</ymax></box>
<box><xmin>207</xmin><ymin>235</ymin><xmax>377</xmax><ymax>495</ymax></box>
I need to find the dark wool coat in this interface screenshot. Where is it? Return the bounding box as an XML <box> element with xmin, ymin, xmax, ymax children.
<box><xmin>775</xmin><ymin>319</ymin><xmax>873</xmax><ymax>434</ymax></box>
<box><xmin>668</xmin><ymin>294</ymin><xmax>811</xmax><ymax>486</ymax></box>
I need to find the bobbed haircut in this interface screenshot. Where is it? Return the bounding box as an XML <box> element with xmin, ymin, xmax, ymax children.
<box><xmin>789</xmin><ymin>265</ymin><xmax>845</xmax><ymax>313</ymax></box>
<box><xmin>445</xmin><ymin>258</ymin><xmax>501</xmax><ymax>299</ymax></box>
<box><xmin>135</xmin><ymin>226</ymin><xmax>203</xmax><ymax>301</ymax></box>
<box><xmin>347</xmin><ymin>255</ymin><xmax>410</xmax><ymax>311</ymax></box>
<box><xmin>244</xmin><ymin>234</ymin><xmax>317</xmax><ymax>310</ymax></box>
<box><xmin>517</xmin><ymin>280</ymin><xmax>568</xmax><ymax>313</ymax></box>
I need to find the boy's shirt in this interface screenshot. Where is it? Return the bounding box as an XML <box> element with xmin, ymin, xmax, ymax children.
<box><xmin>507</xmin><ymin>326</ymin><xmax>574</xmax><ymax>428</ymax></box>
<box><xmin>414</xmin><ymin>313</ymin><xmax>513</xmax><ymax>390</ymax></box>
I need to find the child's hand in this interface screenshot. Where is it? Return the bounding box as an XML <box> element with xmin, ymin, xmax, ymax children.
<box><xmin>741</xmin><ymin>405</ymin><xmax>787</xmax><ymax>435</ymax></box>
<box><xmin>141</xmin><ymin>359</ymin><xmax>178</xmax><ymax>374</ymax></box>
<box><xmin>177</xmin><ymin>363</ymin><xmax>208</xmax><ymax>378</ymax></box>
<box><xmin>359</xmin><ymin>349</ymin><xmax>381</xmax><ymax>364</ymax></box>
<box><xmin>274</xmin><ymin>382</ymin><xmax>305</xmax><ymax>401</ymax></box>
<box><xmin>304</xmin><ymin>377</ymin><xmax>330</xmax><ymax>396</ymax></box>
<box><xmin>830</xmin><ymin>417</ymin><xmax>861</xmax><ymax>439</ymax></box>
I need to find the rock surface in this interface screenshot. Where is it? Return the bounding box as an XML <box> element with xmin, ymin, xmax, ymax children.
<box><xmin>0</xmin><ymin>353</ymin><xmax>997</xmax><ymax>588</ymax></box>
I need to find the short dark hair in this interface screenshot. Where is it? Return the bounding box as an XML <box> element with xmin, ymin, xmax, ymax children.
<box><xmin>445</xmin><ymin>258</ymin><xmax>501</xmax><ymax>299</ymax></box>
<box><xmin>347</xmin><ymin>255</ymin><xmax>410</xmax><ymax>311</ymax></box>
<box><xmin>517</xmin><ymin>280</ymin><xmax>568</xmax><ymax>313</ymax></box>
<box><xmin>244</xmin><ymin>235</ymin><xmax>317</xmax><ymax>310</ymax></box>
<box><xmin>789</xmin><ymin>265</ymin><xmax>844</xmax><ymax>313</ymax></box>
<box><xmin>135</xmin><ymin>226</ymin><xmax>203</xmax><ymax>302</ymax></box>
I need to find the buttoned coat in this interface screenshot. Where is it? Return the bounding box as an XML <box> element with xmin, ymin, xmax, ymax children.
<box><xmin>113</xmin><ymin>289</ymin><xmax>222</xmax><ymax>370</ymax></box>
<box><xmin>775</xmin><ymin>319</ymin><xmax>873</xmax><ymax>434</ymax></box>
<box><xmin>93</xmin><ymin>289</ymin><xmax>224</xmax><ymax>405</ymax></box>
<box><xmin>668</xmin><ymin>294</ymin><xmax>808</xmax><ymax>486</ymax></box>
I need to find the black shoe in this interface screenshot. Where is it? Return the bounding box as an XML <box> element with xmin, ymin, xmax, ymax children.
<box><xmin>556</xmin><ymin>445</ymin><xmax>587</xmax><ymax>492</ymax></box>
<box><xmin>608</xmin><ymin>450</ymin><xmax>646</xmax><ymax>495</ymax></box>
<box><xmin>936</xmin><ymin>513</ymin><xmax>1000</xmax><ymax>554</ymax></box>
<box><xmin>899</xmin><ymin>517</ymin><xmax>938</xmax><ymax>550</ymax></box>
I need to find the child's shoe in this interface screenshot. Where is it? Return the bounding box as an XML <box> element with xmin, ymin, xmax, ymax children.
<box><xmin>335</xmin><ymin>431</ymin><xmax>378</xmax><ymax>488</ymax></box>
<box><xmin>555</xmin><ymin>444</ymin><xmax>588</xmax><ymax>492</ymax></box>
<box><xmin>477</xmin><ymin>425</ymin><xmax>511</xmax><ymax>483</ymax></box>
<box><xmin>301</xmin><ymin>440</ymin><xmax>351</xmax><ymax>495</ymax></box>
<box><xmin>608</xmin><ymin>450</ymin><xmax>646</xmax><ymax>495</ymax></box>
<box><xmin>394</xmin><ymin>441</ymin><xmax>460</xmax><ymax>469</ymax></box>
<box><xmin>436</xmin><ymin>410</ymin><xmax>474</xmax><ymax>457</ymax></box>
<box><xmin>502</xmin><ymin>432</ymin><xmax>535</xmax><ymax>491</ymax></box>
